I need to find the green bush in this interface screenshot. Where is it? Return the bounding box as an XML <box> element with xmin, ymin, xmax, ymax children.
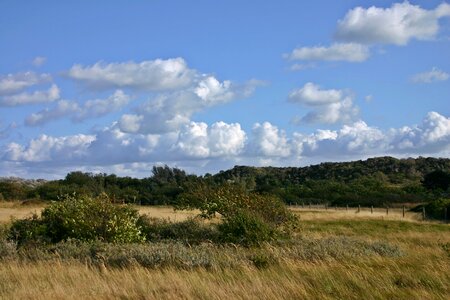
<box><xmin>177</xmin><ymin>183</ymin><xmax>297</xmax><ymax>246</ymax></box>
<box><xmin>217</xmin><ymin>210</ymin><xmax>277</xmax><ymax>246</ymax></box>
<box><xmin>41</xmin><ymin>195</ymin><xmax>145</xmax><ymax>243</ymax></box>
<box><xmin>9</xmin><ymin>214</ymin><xmax>48</xmax><ymax>246</ymax></box>
<box><xmin>138</xmin><ymin>216</ymin><xmax>218</xmax><ymax>244</ymax></box>
<box><xmin>9</xmin><ymin>195</ymin><xmax>145</xmax><ymax>245</ymax></box>
<box><xmin>424</xmin><ymin>198</ymin><xmax>450</xmax><ymax>220</ymax></box>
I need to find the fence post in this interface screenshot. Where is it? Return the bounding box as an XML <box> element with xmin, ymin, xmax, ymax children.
<box><xmin>386</xmin><ymin>206</ymin><xmax>389</xmax><ymax>215</ymax></box>
<box><xmin>325</xmin><ymin>204</ymin><xmax>328</xmax><ymax>211</ymax></box>
<box><xmin>371</xmin><ymin>206</ymin><xmax>373</xmax><ymax>214</ymax></box>
<box><xmin>422</xmin><ymin>207</ymin><xmax>426</xmax><ymax>221</ymax></box>
<box><xmin>357</xmin><ymin>205</ymin><xmax>360</xmax><ymax>213</ymax></box>
<box><xmin>402</xmin><ymin>206</ymin><xmax>405</xmax><ymax>218</ymax></box>
<box><xmin>444</xmin><ymin>207</ymin><xmax>447</xmax><ymax>223</ymax></box>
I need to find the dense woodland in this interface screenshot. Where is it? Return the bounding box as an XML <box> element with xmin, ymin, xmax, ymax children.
<box><xmin>1</xmin><ymin>157</ymin><xmax>450</xmax><ymax>211</ymax></box>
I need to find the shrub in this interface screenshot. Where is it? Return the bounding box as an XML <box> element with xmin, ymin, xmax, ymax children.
<box><xmin>217</xmin><ymin>210</ymin><xmax>276</xmax><ymax>246</ymax></box>
<box><xmin>424</xmin><ymin>198</ymin><xmax>450</xmax><ymax>220</ymax></box>
<box><xmin>41</xmin><ymin>195</ymin><xmax>145</xmax><ymax>243</ymax></box>
<box><xmin>177</xmin><ymin>183</ymin><xmax>298</xmax><ymax>246</ymax></box>
<box><xmin>137</xmin><ymin>216</ymin><xmax>218</xmax><ymax>244</ymax></box>
<box><xmin>9</xmin><ymin>195</ymin><xmax>145</xmax><ymax>245</ymax></box>
<box><xmin>9</xmin><ymin>214</ymin><xmax>49</xmax><ymax>246</ymax></box>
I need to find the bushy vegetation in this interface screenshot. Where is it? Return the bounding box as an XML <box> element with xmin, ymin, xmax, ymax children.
<box><xmin>9</xmin><ymin>195</ymin><xmax>145</xmax><ymax>245</ymax></box>
<box><xmin>2</xmin><ymin>156</ymin><xmax>450</xmax><ymax>220</ymax></box>
<box><xmin>177</xmin><ymin>183</ymin><xmax>297</xmax><ymax>246</ymax></box>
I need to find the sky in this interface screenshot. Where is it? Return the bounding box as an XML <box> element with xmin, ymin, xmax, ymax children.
<box><xmin>0</xmin><ymin>0</ymin><xmax>450</xmax><ymax>179</ymax></box>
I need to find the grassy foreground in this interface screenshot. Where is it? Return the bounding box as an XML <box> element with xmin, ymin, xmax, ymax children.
<box><xmin>0</xmin><ymin>206</ymin><xmax>449</xmax><ymax>299</ymax></box>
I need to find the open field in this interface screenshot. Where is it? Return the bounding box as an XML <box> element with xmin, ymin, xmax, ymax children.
<box><xmin>1</xmin><ymin>201</ymin><xmax>426</xmax><ymax>223</ymax></box>
<box><xmin>0</xmin><ymin>202</ymin><xmax>197</xmax><ymax>223</ymax></box>
<box><xmin>1</xmin><ymin>202</ymin><xmax>449</xmax><ymax>299</ymax></box>
<box><xmin>0</xmin><ymin>201</ymin><xmax>46</xmax><ymax>223</ymax></box>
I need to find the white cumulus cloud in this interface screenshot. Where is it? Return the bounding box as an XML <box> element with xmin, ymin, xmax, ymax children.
<box><xmin>0</xmin><ymin>84</ymin><xmax>60</xmax><ymax>107</ymax></box>
<box><xmin>32</xmin><ymin>56</ymin><xmax>47</xmax><ymax>67</ymax></box>
<box><xmin>250</xmin><ymin>122</ymin><xmax>291</xmax><ymax>157</ymax></box>
<box><xmin>0</xmin><ymin>72</ymin><xmax>52</xmax><ymax>96</ymax></box>
<box><xmin>119</xmin><ymin>76</ymin><xmax>259</xmax><ymax>134</ymax></box>
<box><xmin>25</xmin><ymin>90</ymin><xmax>131</xmax><ymax>126</ymax></box>
<box><xmin>66</xmin><ymin>58</ymin><xmax>195</xmax><ymax>91</ymax></box>
<box><xmin>335</xmin><ymin>1</ymin><xmax>450</xmax><ymax>45</ymax></box>
<box><xmin>174</xmin><ymin>121</ymin><xmax>246</xmax><ymax>158</ymax></box>
<box><xmin>289</xmin><ymin>82</ymin><xmax>359</xmax><ymax>124</ymax></box>
<box><xmin>286</xmin><ymin>43</ymin><xmax>370</xmax><ymax>62</ymax></box>
<box><xmin>411</xmin><ymin>67</ymin><xmax>449</xmax><ymax>83</ymax></box>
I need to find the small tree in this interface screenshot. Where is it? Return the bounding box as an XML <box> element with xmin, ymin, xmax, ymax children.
<box><xmin>177</xmin><ymin>182</ymin><xmax>297</xmax><ymax>246</ymax></box>
<box><xmin>10</xmin><ymin>194</ymin><xmax>145</xmax><ymax>245</ymax></box>
<box><xmin>422</xmin><ymin>170</ymin><xmax>450</xmax><ymax>192</ymax></box>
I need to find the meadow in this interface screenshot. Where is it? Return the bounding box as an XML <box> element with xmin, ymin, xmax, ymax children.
<box><xmin>1</xmin><ymin>202</ymin><xmax>449</xmax><ymax>299</ymax></box>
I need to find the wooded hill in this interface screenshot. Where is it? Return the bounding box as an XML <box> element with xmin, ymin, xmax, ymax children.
<box><xmin>1</xmin><ymin>156</ymin><xmax>450</xmax><ymax>208</ymax></box>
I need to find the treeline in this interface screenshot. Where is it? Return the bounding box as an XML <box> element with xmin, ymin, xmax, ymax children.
<box><xmin>1</xmin><ymin>157</ymin><xmax>450</xmax><ymax>208</ymax></box>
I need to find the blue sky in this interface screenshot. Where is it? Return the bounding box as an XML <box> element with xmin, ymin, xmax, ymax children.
<box><xmin>1</xmin><ymin>0</ymin><xmax>449</xmax><ymax>178</ymax></box>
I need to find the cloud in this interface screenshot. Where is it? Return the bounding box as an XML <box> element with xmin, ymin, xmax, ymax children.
<box><xmin>175</xmin><ymin>121</ymin><xmax>246</xmax><ymax>158</ymax></box>
<box><xmin>32</xmin><ymin>56</ymin><xmax>47</xmax><ymax>67</ymax></box>
<box><xmin>0</xmin><ymin>122</ymin><xmax>18</xmax><ymax>140</ymax></box>
<box><xmin>411</xmin><ymin>67</ymin><xmax>449</xmax><ymax>83</ymax></box>
<box><xmin>335</xmin><ymin>2</ymin><xmax>450</xmax><ymax>45</ymax></box>
<box><xmin>289</xmin><ymin>82</ymin><xmax>344</xmax><ymax>105</ymax></box>
<box><xmin>66</xmin><ymin>58</ymin><xmax>195</xmax><ymax>91</ymax></box>
<box><xmin>288</xmin><ymin>63</ymin><xmax>315</xmax><ymax>72</ymax></box>
<box><xmin>3</xmin><ymin>112</ymin><xmax>450</xmax><ymax>177</ymax></box>
<box><xmin>389</xmin><ymin>111</ymin><xmax>450</xmax><ymax>153</ymax></box>
<box><xmin>0</xmin><ymin>72</ymin><xmax>52</xmax><ymax>96</ymax></box>
<box><xmin>25</xmin><ymin>100</ymin><xmax>79</xmax><ymax>126</ymax></box>
<box><xmin>3</xmin><ymin>134</ymin><xmax>95</xmax><ymax>162</ymax></box>
<box><xmin>289</xmin><ymin>82</ymin><xmax>359</xmax><ymax>124</ymax></box>
<box><xmin>250</xmin><ymin>122</ymin><xmax>291</xmax><ymax>157</ymax></box>
<box><xmin>286</xmin><ymin>43</ymin><xmax>370</xmax><ymax>62</ymax></box>
<box><xmin>118</xmin><ymin>76</ymin><xmax>259</xmax><ymax>134</ymax></box>
<box><xmin>25</xmin><ymin>90</ymin><xmax>131</xmax><ymax>126</ymax></box>
<box><xmin>0</xmin><ymin>84</ymin><xmax>60</xmax><ymax>106</ymax></box>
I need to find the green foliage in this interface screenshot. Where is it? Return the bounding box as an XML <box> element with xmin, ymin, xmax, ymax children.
<box><xmin>424</xmin><ymin>198</ymin><xmax>450</xmax><ymax>220</ymax></box>
<box><xmin>9</xmin><ymin>214</ymin><xmax>48</xmax><ymax>246</ymax></box>
<box><xmin>137</xmin><ymin>216</ymin><xmax>218</xmax><ymax>244</ymax></box>
<box><xmin>9</xmin><ymin>195</ymin><xmax>145</xmax><ymax>244</ymax></box>
<box><xmin>0</xmin><ymin>181</ymin><xmax>30</xmax><ymax>200</ymax></box>
<box><xmin>217</xmin><ymin>210</ymin><xmax>277</xmax><ymax>246</ymax></box>
<box><xmin>41</xmin><ymin>195</ymin><xmax>145</xmax><ymax>243</ymax></box>
<box><xmin>422</xmin><ymin>170</ymin><xmax>450</xmax><ymax>192</ymax></box>
<box><xmin>178</xmin><ymin>183</ymin><xmax>297</xmax><ymax>246</ymax></box>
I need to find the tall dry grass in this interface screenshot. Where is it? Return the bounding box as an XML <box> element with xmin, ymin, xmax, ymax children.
<box><xmin>1</xmin><ymin>202</ymin><xmax>449</xmax><ymax>299</ymax></box>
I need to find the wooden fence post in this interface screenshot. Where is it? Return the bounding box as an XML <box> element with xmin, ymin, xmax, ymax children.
<box><xmin>402</xmin><ymin>206</ymin><xmax>405</xmax><ymax>218</ymax></box>
<box><xmin>386</xmin><ymin>207</ymin><xmax>389</xmax><ymax>215</ymax></box>
<box><xmin>357</xmin><ymin>205</ymin><xmax>360</xmax><ymax>213</ymax></box>
<box><xmin>444</xmin><ymin>207</ymin><xmax>447</xmax><ymax>223</ymax></box>
<box><xmin>422</xmin><ymin>207</ymin><xmax>426</xmax><ymax>221</ymax></box>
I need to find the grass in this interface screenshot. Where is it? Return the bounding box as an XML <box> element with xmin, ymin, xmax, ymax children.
<box><xmin>0</xmin><ymin>202</ymin><xmax>449</xmax><ymax>299</ymax></box>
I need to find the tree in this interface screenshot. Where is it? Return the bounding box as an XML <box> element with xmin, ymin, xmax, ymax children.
<box><xmin>422</xmin><ymin>170</ymin><xmax>450</xmax><ymax>191</ymax></box>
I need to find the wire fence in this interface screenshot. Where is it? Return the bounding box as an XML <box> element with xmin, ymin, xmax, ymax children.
<box><xmin>288</xmin><ymin>203</ymin><xmax>449</xmax><ymax>223</ymax></box>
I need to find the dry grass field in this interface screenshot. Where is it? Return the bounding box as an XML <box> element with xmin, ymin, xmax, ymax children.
<box><xmin>1</xmin><ymin>201</ymin><xmax>449</xmax><ymax>299</ymax></box>
<box><xmin>0</xmin><ymin>201</ymin><xmax>45</xmax><ymax>223</ymax></box>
